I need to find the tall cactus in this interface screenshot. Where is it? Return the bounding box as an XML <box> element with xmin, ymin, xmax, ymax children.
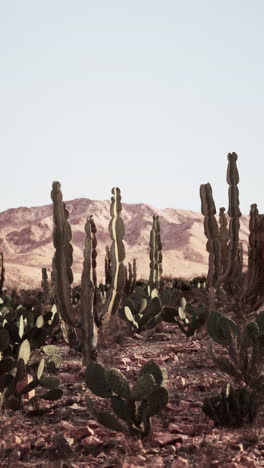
<box><xmin>200</xmin><ymin>153</ymin><xmax>264</xmax><ymax>315</ymax></box>
<box><xmin>149</xmin><ymin>215</ymin><xmax>162</xmax><ymax>290</ymax></box>
<box><xmin>51</xmin><ymin>181</ymin><xmax>76</xmax><ymax>346</ymax></box>
<box><xmin>105</xmin><ymin>245</ymin><xmax>112</xmax><ymax>287</ymax></box>
<box><xmin>124</xmin><ymin>259</ymin><xmax>137</xmax><ymax>295</ymax></box>
<box><xmin>50</xmin><ymin>184</ymin><xmax>126</xmax><ymax>356</ymax></box>
<box><xmin>80</xmin><ymin>216</ymin><xmax>98</xmax><ymax>365</ymax></box>
<box><xmin>101</xmin><ymin>188</ymin><xmax>126</xmax><ymax>327</ymax></box>
<box><xmin>243</xmin><ymin>205</ymin><xmax>264</xmax><ymax>310</ymax></box>
<box><xmin>220</xmin><ymin>153</ymin><xmax>241</xmax><ymax>287</ymax></box>
<box><xmin>200</xmin><ymin>154</ymin><xmax>242</xmax><ymax>290</ymax></box>
<box><xmin>246</xmin><ymin>204</ymin><xmax>259</xmax><ymax>294</ymax></box>
<box><xmin>219</xmin><ymin>207</ymin><xmax>229</xmax><ymax>275</ymax></box>
<box><xmin>200</xmin><ymin>184</ymin><xmax>221</xmax><ymax>289</ymax></box>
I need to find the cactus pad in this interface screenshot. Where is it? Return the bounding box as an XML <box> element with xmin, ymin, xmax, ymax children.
<box><xmin>139</xmin><ymin>360</ymin><xmax>164</xmax><ymax>385</ymax></box>
<box><xmin>39</xmin><ymin>376</ymin><xmax>60</xmax><ymax>389</ymax></box>
<box><xmin>37</xmin><ymin>358</ymin><xmax>45</xmax><ymax>381</ymax></box>
<box><xmin>129</xmin><ymin>373</ymin><xmax>156</xmax><ymax>401</ymax></box>
<box><xmin>146</xmin><ymin>386</ymin><xmax>168</xmax><ymax>416</ymax></box>
<box><xmin>18</xmin><ymin>339</ymin><xmax>31</xmax><ymax>365</ymax></box>
<box><xmin>85</xmin><ymin>362</ymin><xmax>112</xmax><ymax>398</ymax></box>
<box><xmin>207</xmin><ymin>311</ymin><xmax>239</xmax><ymax>346</ymax></box>
<box><xmin>97</xmin><ymin>410</ymin><xmax>127</xmax><ymax>433</ymax></box>
<box><xmin>105</xmin><ymin>368</ymin><xmax>130</xmax><ymax>398</ymax></box>
<box><xmin>41</xmin><ymin>388</ymin><xmax>63</xmax><ymax>401</ymax></box>
<box><xmin>111</xmin><ymin>396</ymin><xmax>135</xmax><ymax>422</ymax></box>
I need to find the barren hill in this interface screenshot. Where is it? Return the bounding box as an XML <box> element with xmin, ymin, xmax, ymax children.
<box><xmin>0</xmin><ymin>198</ymin><xmax>250</xmax><ymax>288</ymax></box>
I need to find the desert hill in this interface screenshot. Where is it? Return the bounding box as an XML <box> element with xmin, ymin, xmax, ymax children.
<box><xmin>0</xmin><ymin>198</ymin><xmax>251</xmax><ymax>288</ymax></box>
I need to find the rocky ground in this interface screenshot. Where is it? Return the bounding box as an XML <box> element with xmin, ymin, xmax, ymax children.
<box><xmin>1</xmin><ymin>319</ymin><xmax>264</xmax><ymax>468</ymax></box>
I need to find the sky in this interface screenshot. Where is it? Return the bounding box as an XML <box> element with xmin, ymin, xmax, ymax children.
<box><xmin>0</xmin><ymin>1</ymin><xmax>264</xmax><ymax>215</ymax></box>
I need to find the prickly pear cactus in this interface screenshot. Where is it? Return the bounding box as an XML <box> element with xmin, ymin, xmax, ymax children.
<box><xmin>207</xmin><ymin>311</ymin><xmax>239</xmax><ymax>346</ymax></box>
<box><xmin>85</xmin><ymin>359</ymin><xmax>168</xmax><ymax>437</ymax></box>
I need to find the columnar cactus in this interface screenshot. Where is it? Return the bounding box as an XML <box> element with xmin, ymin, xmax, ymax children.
<box><xmin>200</xmin><ymin>184</ymin><xmax>221</xmax><ymax>289</ymax></box>
<box><xmin>51</xmin><ymin>182</ymin><xmax>77</xmax><ymax>346</ymax></box>
<box><xmin>219</xmin><ymin>207</ymin><xmax>229</xmax><ymax>275</ymax></box>
<box><xmin>51</xmin><ymin>184</ymin><xmax>126</xmax><ymax>358</ymax></box>
<box><xmin>243</xmin><ymin>205</ymin><xmax>264</xmax><ymax>310</ymax></box>
<box><xmin>200</xmin><ymin>153</ymin><xmax>264</xmax><ymax>315</ymax></box>
<box><xmin>199</xmin><ymin>153</ymin><xmax>264</xmax><ymax>315</ymax></box>
<box><xmin>220</xmin><ymin>153</ymin><xmax>241</xmax><ymax>288</ymax></box>
<box><xmin>101</xmin><ymin>188</ymin><xmax>126</xmax><ymax>327</ymax></box>
<box><xmin>149</xmin><ymin>215</ymin><xmax>162</xmax><ymax>290</ymax></box>
<box><xmin>247</xmin><ymin>204</ymin><xmax>259</xmax><ymax>293</ymax></box>
<box><xmin>80</xmin><ymin>216</ymin><xmax>98</xmax><ymax>365</ymax></box>
<box><xmin>105</xmin><ymin>245</ymin><xmax>112</xmax><ymax>287</ymax></box>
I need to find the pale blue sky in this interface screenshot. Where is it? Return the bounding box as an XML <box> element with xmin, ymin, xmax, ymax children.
<box><xmin>0</xmin><ymin>1</ymin><xmax>263</xmax><ymax>214</ymax></box>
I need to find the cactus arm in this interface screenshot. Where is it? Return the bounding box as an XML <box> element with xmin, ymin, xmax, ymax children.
<box><xmin>101</xmin><ymin>188</ymin><xmax>126</xmax><ymax>326</ymax></box>
<box><xmin>219</xmin><ymin>207</ymin><xmax>229</xmax><ymax>274</ymax></box>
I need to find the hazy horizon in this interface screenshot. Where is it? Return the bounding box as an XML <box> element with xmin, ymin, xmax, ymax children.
<box><xmin>1</xmin><ymin>1</ymin><xmax>264</xmax><ymax>214</ymax></box>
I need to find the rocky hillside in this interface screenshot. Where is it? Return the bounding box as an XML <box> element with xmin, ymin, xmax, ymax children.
<box><xmin>0</xmin><ymin>198</ymin><xmax>250</xmax><ymax>288</ymax></box>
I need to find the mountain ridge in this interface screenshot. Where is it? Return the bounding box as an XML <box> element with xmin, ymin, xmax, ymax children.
<box><xmin>0</xmin><ymin>198</ymin><xmax>250</xmax><ymax>288</ymax></box>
